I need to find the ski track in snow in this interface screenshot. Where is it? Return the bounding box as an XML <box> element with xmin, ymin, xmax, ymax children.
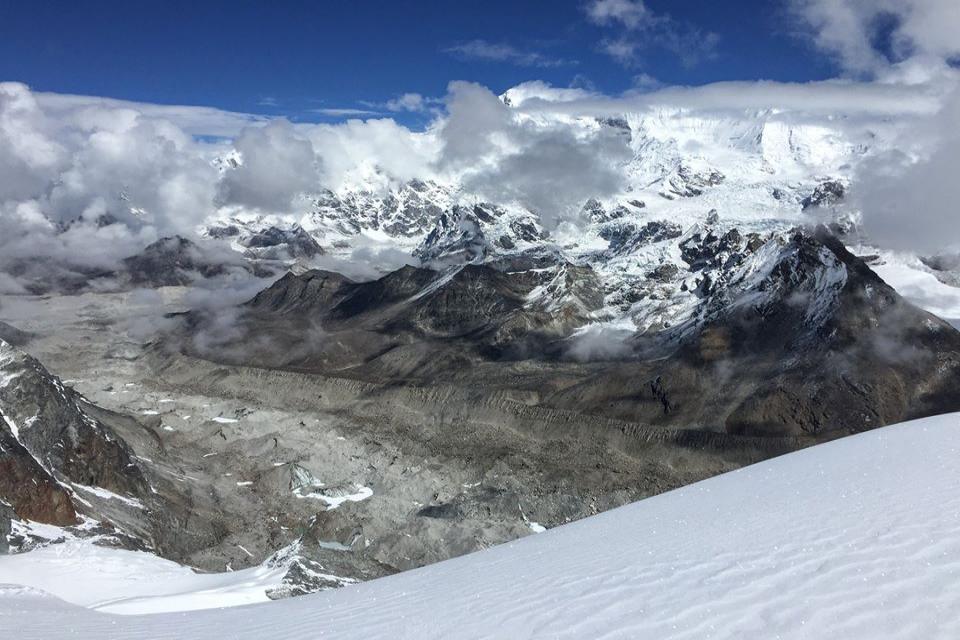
<box><xmin>3</xmin><ymin>413</ymin><xmax>960</xmax><ymax>638</ymax></box>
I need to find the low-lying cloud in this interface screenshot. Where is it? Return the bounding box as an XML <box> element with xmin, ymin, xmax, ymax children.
<box><xmin>852</xmin><ymin>88</ymin><xmax>960</xmax><ymax>253</ymax></box>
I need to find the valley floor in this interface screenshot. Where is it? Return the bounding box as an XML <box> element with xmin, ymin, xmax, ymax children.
<box><xmin>3</xmin><ymin>412</ymin><xmax>960</xmax><ymax>639</ymax></box>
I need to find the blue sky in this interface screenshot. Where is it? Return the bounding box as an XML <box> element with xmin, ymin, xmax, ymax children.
<box><xmin>1</xmin><ymin>0</ymin><xmax>839</xmax><ymax>124</ymax></box>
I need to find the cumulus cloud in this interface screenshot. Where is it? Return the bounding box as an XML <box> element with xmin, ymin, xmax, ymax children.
<box><xmin>782</xmin><ymin>1</ymin><xmax>960</xmax><ymax>251</ymax></box>
<box><xmin>0</xmin><ymin>83</ymin><xmax>66</xmax><ymax>202</ymax></box>
<box><xmin>217</xmin><ymin>120</ymin><xmax>320</xmax><ymax>212</ymax></box>
<box><xmin>0</xmin><ymin>82</ymin><xmax>221</xmax><ymax>286</ymax></box>
<box><xmin>501</xmin><ymin>81</ymin><xmax>597</xmax><ymax>107</ymax></box>
<box><xmin>301</xmin><ymin>116</ymin><xmax>440</xmax><ymax>190</ymax></box>
<box><xmin>790</xmin><ymin>0</ymin><xmax>960</xmax><ymax>75</ymax></box>
<box><xmin>438</xmin><ymin>81</ymin><xmax>631</xmax><ymax>227</ymax></box>
<box><xmin>385</xmin><ymin>93</ymin><xmax>429</xmax><ymax>113</ymax></box>
<box><xmin>3</xmin><ymin>3</ymin><xmax>960</xmax><ymax>297</ymax></box>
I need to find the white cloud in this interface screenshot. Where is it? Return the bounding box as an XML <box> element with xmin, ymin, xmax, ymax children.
<box><xmin>585</xmin><ymin>0</ymin><xmax>719</xmax><ymax>67</ymax></box>
<box><xmin>301</xmin><ymin>115</ymin><xmax>440</xmax><ymax>189</ymax></box>
<box><xmin>1</xmin><ymin>21</ymin><xmax>960</xmax><ymax>289</ymax></box>
<box><xmin>217</xmin><ymin>120</ymin><xmax>320</xmax><ymax>212</ymax></box>
<box><xmin>385</xmin><ymin>93</ymin><xmax>428</xmax><ymax>113</ymax></box>
<box><xmin>0</xmin><ymin>83</ymin><xmax>67</xmax><ymax>202</ymax></box>
<box><xmin>311</xmin><ymin>107</ymin><xmax>383</xmax><ymax>117</ymax></box>
<box><xmin>33</xmin><ymin>90</ymin><xmax>267</xmax><ymax>137</ymax></box>
<box><xmin>790</xmin><ymin>0</ymin><xmax>960</xmax><ymax>75</ymax></box>
<box><xmin>439</xmin><ymin>81</ymin><xmax>632</xmax><ymax>227</ymax></box>
<box><xmin>852</xmin><ymin>87</ymin><xmax>960</xmax><ymax>253</ymax></box>
<box><xmin>510</xmin><ymin>76</ymin><xmax>951</xmax><ymax>118</ymax></box>
<box><xmin>443</xmin><ymin>40</ymin><xmax>576</xmax><ymax>68</ymax></box>
<box><xmin>501</xmin><ymin>81</ymin><xmax>597</xmax><ymax>108</ymax></box>
<box><xmin>586</xmin><ymin>0</ymin><xmax>652</xmax><ymax>30</ymax></box>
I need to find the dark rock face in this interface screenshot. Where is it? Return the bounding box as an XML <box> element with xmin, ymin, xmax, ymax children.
<box><xmin>0</xmin><ymin>322</ymin><xmax>32</xmax><ymax>348</ymax></box>
<box><xmin>240</xmin><ymin>225</ymin><xmax>324</xmax><ymax>260</ymax></box>
<box><xmin>661</xmin><ymin>165</ymin><xmax>725</xmax><ymax>199</ymax></box>
<box><xmin>597</xmin><ymin>116</ymin><xmax>631</xmax><ymax>133</ymax></box>
<box><xmin>416</xmin><ymin>206</ymin><xmax>489</xmax><ymax>265</ymax></box>
<box><xmin>0</xmin><ymin>425</ymin><xmax>78</xmax><ymax>526</ymax></box>
<box><xmin>0</xmin><ymin>340</ymin><xmax>151</xmax><ymax>525</ymax></box>
<box><xmin>600</xmin><ymin>220</ymin><xmax>682</xmax><ymax>256</ymax></box>
<box><xmin>679</xmin><ymin>227</ymin><xmax>758</xmax><ymax>273</ymax></box>
<box><xmin>206</xmin><ymin>224</ymin><xmax>240</xmax><ymax>239</ymax></box>
<box><xmin>0</xmin><ymin>501</ymin><xmax>14</xmax><ymax>552</ymax></box>
<box><xmin>648</xmin><ymin>263</ymin><xmax>680</xmax><ymax>282</ymax></box>
<box><xmin>415</xmin><ymin>203</ymin><xmax>546</xmax><ymax>266</ymax></box>
<box><xmin>801</xmin><ymin>180</ymin><xmax>845</xmax><ymax>209</ymax></box>
<box><xmin>214</xmin><ymin>252</ymin><xmax>606</xmax><ymax>371</ymax></box>
<box><xmin>583</xmin><ymin>200</ymin><xmax>644</xmax><ymax>224</ymax></box>
<box><xmin>205</xmin><ymin>225</ymin><xmax>960</xmax><ymax>441</ymax></box>
<box><xmin>122</xmin><ymin>236</ymin><xmax>241</xmax><ymax>286</ymax></box>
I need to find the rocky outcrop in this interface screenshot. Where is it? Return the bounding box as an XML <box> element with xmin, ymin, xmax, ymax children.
<box><xmin>659</xmin><ymin>164</ymin><xmax>725</xmax><ymax>199</ymax></box>
<box><xmin>601</xmin><ymin>220</ymin><xmax>682</xmax><ymax>256</ymax></box>
<box><xmin>415</xmin><ymin>203</ymin><xmax>546</xmax><ymax>266</ymax></box>
<box><xmin>801</xmin><ymin>180</ymin><xmax>845</xmax><ymax>209</ymax></box>
<box><xmin>0</xmin><ymin>340</ymin><xmax>153</xmax><ymax>528</ymax></box>
<box><xmin>122</xmin><ymin>236</ymin><xmax>253</xmax><ymax>287</ymax></box>
<box><xmin>0</xmin><ymin>422</ymin><xmax>78</xmax><ymax>526</ymax></box>
<box><xmin>239</xmin><ymin>225</ymin><xmax>324</xmax><ymax>261</ymax></box>
<box><xmin>0</xmin><ymin>501</ymin><xmax>13</xmax><ymax>552</ymax></box>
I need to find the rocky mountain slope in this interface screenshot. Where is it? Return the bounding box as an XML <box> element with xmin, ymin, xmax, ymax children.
<box><xmin>193</xmin><ymin>223</ymin><xmax>960</xmax><ymax>439</ymax></box>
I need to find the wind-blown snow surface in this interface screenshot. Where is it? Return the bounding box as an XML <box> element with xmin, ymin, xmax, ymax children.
<box><xmin>4</xmin><ymin>413</ymin><xmax>960</xmax><ymax>638</ymax></box>
<box><xmin>0</xmin><ymin>542</ymin><xmax>287</xmax><ymax>614</ymax></box>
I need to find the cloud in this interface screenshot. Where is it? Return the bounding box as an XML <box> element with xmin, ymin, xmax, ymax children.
<box><xmin>564</xmin><ymin>324</ymin><xmax>634</xmax><ymax>361</ymax></box>
<box><xmin>385</xmin><ymin>93</ymin><xmax>429</xmax><ymax>113</ymax></box>
<box><xmin>852</xmin><ymin>87</ymin><xmax>960</xmax><ymax>253</ymax></box>
<box><xmin>311</xmin><ymin>107</ymin><xmax>383</xmax><ymax>118</ymax></box>
<box><xmin>438</xmin><ymin>81</ymin><xmax>632</xmax><ymax>227</ymax></box>
<box><xmin>631</xmin><ymin>73</ymin><xmax>662</xmax><ymax>91</ymax></box>
<box><xmin>501</xmin><ymin>81</ymin><xmax>597</xmax><ymax>108</ymax></box>
<box><xmin>33</xmin><ymin>90</ymin><xmax>267</xmax><ymax>137</ymax></box>
<box><xmin>443</xmin><ymin>40</ymin><xmax>576</xmax><ymax>68</ymax></box>
<box><xmin>586</xmin><ymin>0</ymin><xmax>652</xmax><ymax>30</ymax></box>
<box><xmin>509</xmin><ymin>76</ymin><xmax>950</xmax><ymax>118</ymax></box>
<box><xmin>585</xmin><ymin>0</ymin><xmax>720</xmax><ymax>67</ymax></box>
<box><xmin>217</xmin><ymin>119</ymin><xmax>321</xmax><ymax>212</ymax></box>
<box><xmin>790</xmin><ymin>0</ymin><xmax>960</xmax><ymax>75</ymax></box>
<box><xmin>301</xmin><ymin>116</ymin><xmax>440</xmax><ymax>190</ymax></box>
<box><xmin>2</xmin><ymin>24</ymin><xmax>960</xmax><ymax>295</ymax></box>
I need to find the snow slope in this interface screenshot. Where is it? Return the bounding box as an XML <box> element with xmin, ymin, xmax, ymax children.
<box><xmin>874</xmin><ymin>258</ymin><xmax>960</xmax><ymax>328</ymax></box>
<box><xmin>0</xmin><ymin>542</ymin><xmax>287</xmax><ymax>614</ymax></box>
<box><xmin>4</xmin><ymin>412</ymin><xmax>960</xmax><ymax>639</ymax></box>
